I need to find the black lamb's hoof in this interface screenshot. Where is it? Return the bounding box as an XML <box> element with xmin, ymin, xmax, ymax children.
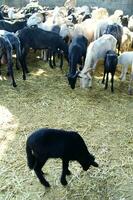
<box><xmin>44</xmin><ymin>181</ymin><xmax>50</xmax><ymax>188</ymax></box>
<box><xmin>61</xmin><ymin>178</ymin><xmax>68</xmax><ymax>186</ymax></box>
<box><xmin>66</xmin><ymin>170</ymin><xmax>71</xmax><ymax>175</ymax></box>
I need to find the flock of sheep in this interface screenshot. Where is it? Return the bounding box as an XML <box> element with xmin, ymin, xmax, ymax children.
<box><xmin>0</xmin><ymin>0</ymin><xmax>133</xmax><ymax>94</ymax></box>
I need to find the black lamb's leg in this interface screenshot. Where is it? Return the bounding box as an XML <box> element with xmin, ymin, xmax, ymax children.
<box><xmin>61</xmin><ymin>159</ymin><xmax>70</xmax><ymax>186</ymax></box>
<box><xmin>34</xmin><ymin>160</ymin><xmax>50</xmax><ymax>187</ymax></box>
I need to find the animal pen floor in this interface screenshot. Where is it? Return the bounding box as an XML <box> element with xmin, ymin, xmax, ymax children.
<box><xmin>0</xmin><ymin>52</ymin><xmax>133</xmax><ymax>200</ymax></box>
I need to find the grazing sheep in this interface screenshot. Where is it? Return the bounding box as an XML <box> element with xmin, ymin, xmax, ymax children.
<box><xmin>26</xmin><ymin>128</ymin><xmax>98</xmax><ymax>187</ymax></box>
<box><xmin>118</xmin><ymin>51</ymin><xmax>133</xmax><ymax>95</ymax></box>
<box><xmin>102</xmin><ymin>50</ymin><xmax>118</xmax><ymax>92</ymax></box>
<box><xmin>68</xmin><ymin>35</ymin><xmax>88</xmax><ymax>89</ymax></box>
<box><xmin>79</xmin><ymin>34</ymin><xmax>117</xmax><ymax>88</ymax></box>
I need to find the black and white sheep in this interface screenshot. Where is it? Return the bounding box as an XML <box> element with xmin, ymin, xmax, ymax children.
<box><xmin>26</xmin><ymin>128</ymin><xmax>98</xmax><ymax>187</ymax></box>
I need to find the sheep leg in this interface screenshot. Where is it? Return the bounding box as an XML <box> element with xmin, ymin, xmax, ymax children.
<box><xmin>6</xmin><ymin>51</ymin><xmax>17</xmax><ymax>87</ymax></box>
<box><xmin>15</xmin><ymin>58</ymin><xmax>19</xmax><ymax>70</ymax></box>
<box><xmin>48</xmin><ymin>50</ymin><xmax>53</xmax><ymax>68</ymax></box>
<box><xmin>0</xmin><ymin>60</ymin><xmax>1</xmax><ymax>75</ymax></box>
<box><xmin>102</xmin><ymin>71</ymin><xmax>106</xmax><ymax>84</ymax></box>
<box><xmin>120</xmin><ymin>65</ymin><xmax>128</xmax><ymax>81</ymax></box>
<box><xmin>128</xmin><ymin>65</ymin><xmax>133</xmax><ymax>95</ymax></box>
<box><xmin>59</xmin><ymin>52</ymin><xmax>63</xmax><ymax>70</ymax></box>
<box><xmin>19</xmin><ymin>48</ymin><xmax>29</xmax><ymax>80</ymax></box>
<box><xmin>41</xmin><ymin>50</ymin><xmax>47</xmax><ymax>61</ymax></box>
<box><xmin>105</xmin><ymin>73</ymin><xmax>109</xmax><ymax>90</ymax></box>
<box><xmin>22</xmin><ymin>48</ymin><xmax>29</xmax><ymax>73</ymax></box>
<box><xmin>15</xmin><ymin>43</ymin><xmax>21</xmax><ymax>70</ymax></box>
<box><xmin>87</xmin><ymin>72</ymin><xmax>93</xmax><ymax>88</ymax></box>
<box><xmin>117</xmin><ymin>42</ymin><xmax>120</xmax><ymax>56</ymax></box>
<box><xmin>53</xmin><ymin>52</ymin><xmax>56</xmax><ymax>67</ymax></box>
<box><xmin>61</xmin><ymin>159</ymin><xmax>70</xmax><ymax>186</ymax></box>
<box><xmin>34</xmin><ymin>161</ymin><xmax>50</xmax><ymax>187</ymax></box>
<box><xmin>111</xmin><ymin>73</ymin><xmax>114</xmax><ymax>93</ymax></box>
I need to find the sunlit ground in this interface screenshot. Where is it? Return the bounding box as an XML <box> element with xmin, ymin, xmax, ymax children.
<box><xmin>0</xmin><ymin>52</ymin><xmax>133</xmax><ymax>200</ymax></box>
<box><xmin>0</xmin><ymin>106</ymin><xmax>18</xmax><ymax>157</ymax></box>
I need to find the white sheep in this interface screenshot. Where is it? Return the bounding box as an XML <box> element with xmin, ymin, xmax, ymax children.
<box><xmin>73</xmin><ymin>18</ymin><xmax>96</xmax><ymax>43</ymax></box>
<box><xmin>91</xmin><ymin>7</ymin><xmax>109</xmax><ymax>20</ymax></box>
<box><xmin>79</xmin><ymin>34</ymin><xmax>117</xmax><ymax>88</ymax></box>
<box><xmin>118</xmin><ymin>51</ymin><xmax>133</xmax><ymax>95</ymax></box>
<box><xmin>121</xmin><ymin>27</ymin><xmax>132</xmax><ymax>52</ymax></box>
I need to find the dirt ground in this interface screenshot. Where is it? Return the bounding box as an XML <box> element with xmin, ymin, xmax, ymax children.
<box><xmin>0</xmin><ymin>53</ymin><xmax>133</xmax><ymax>200</ymax></box>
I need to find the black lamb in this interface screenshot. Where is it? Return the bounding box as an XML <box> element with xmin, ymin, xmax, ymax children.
<box><xmin>26</xmin><ymin>128</ymin><xmax>98</xmax><ymax>187</ymax></box>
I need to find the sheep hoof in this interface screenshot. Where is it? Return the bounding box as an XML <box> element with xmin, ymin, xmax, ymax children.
<box><xmin>66</xmin><ymin>170</ymin><xmax>71</xmax><ymax>175</ymax></box>
<box><xmin>7</xmin><ymin>72</ymin><xmax>10</xmax><ymax>76</ymax></box>
<box><xmin>25</xmin><ymin>69</ymin><xmax>29</xmax><ymax>73</ymax></box>
<box><xmin>13</xmin><ymin>82</ymin><xmax>17</xmax><ymax>87</ymax></box>
<box><xmin>61</xmin><ymin>178</ymin><xmax>68</xmax><ymax>186</ymax></box>
<box><xmin>23</xmin><ymin>75</ymin><xmax>26</xmax><ymax>80</ymax></box>
<box><xmin>44</xmin><ymin>181</ymin><xmax>50</xmax><ymax>187</ymax></box>
<box><xmin>111</xmin><ymin>88</ymin><xmax>114</xmax><ymax>93</ymax></box>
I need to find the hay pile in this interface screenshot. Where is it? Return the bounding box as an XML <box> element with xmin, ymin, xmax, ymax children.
<box><xmin>0</xmin><ymin>53</ymin><xmax>133</xmax><ymax>200</ymax></box>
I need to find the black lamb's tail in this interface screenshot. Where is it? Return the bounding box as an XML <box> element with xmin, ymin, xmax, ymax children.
<box><xmin>26</xmin><ymin>141</ymin><xmax>35</xmax><ymax>170</ymax></box>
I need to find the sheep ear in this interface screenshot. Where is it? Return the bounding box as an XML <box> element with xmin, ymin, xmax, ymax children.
<box><xmin>78</xmin><ymin>72</ymin><xmax>84</xmax><ymax>78</ymax></box>
<box><xmin>92</xmin><ymin>161</ymin><xmax>99</xmax><ymax>167</ymax></box>
<box><xmin>78</xmin><ymin>74</ymin><xmax>82</xmax><ymax>78</ymax></box>
<box><xmin>76</xmin><ymin>71</ymin><xmax>80</xmax><ymax>77</ymax></box>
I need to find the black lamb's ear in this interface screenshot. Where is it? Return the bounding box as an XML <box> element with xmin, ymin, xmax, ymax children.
<box><xmin>92</xmin><ymin>161</ymin><xmax>99</xmax><ymax>167</ymax></box>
